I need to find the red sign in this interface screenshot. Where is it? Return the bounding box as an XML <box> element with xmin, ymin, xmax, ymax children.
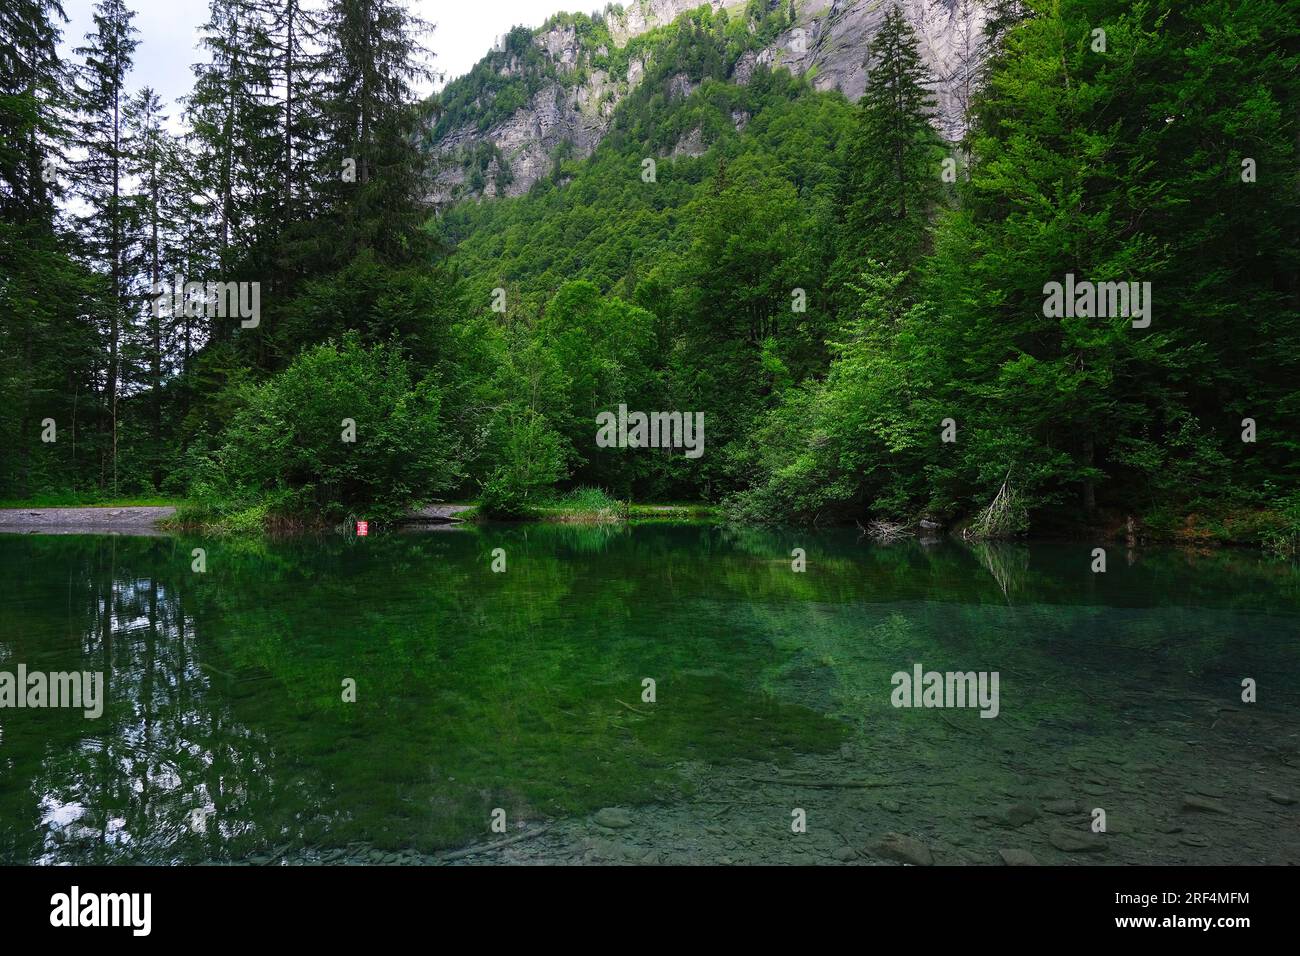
<box><xmin>356</xmin><ymin>520</ymin><xmax>369</xmax><ymax>536</ymax></box>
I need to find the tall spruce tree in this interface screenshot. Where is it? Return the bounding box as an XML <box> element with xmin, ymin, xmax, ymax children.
<box><xmin>72</xmin><ymin>0</ymin><xmax>139</xmax><ymax>491</ymax></box>
<box><xmin>317</xmin><ymin>0</ymin><xmax>432</xmax><ymax>264</ymax></box>
<box><xmin>187</xmin><ymin>0</ymin><xmax>280</xmax><ymax>279</ymax></box>
<box><xmin>0</xmin><ymin>0</ymin><xmax>103</xmax><ymax>495</ymax></box>
<box><xmin>1</xmin><ymin>0</ymin><xmax>70</xmax><ymax>220</ymax></box>
<box><xmin>921</xmin><ymin>0</ymin><xmax>1299</xmax><ymax>522</ymax></box>
<box><xmin>839</xmin><ymin>5</ymin><xmax>942</xmax><ymax>275</ymax></box>
<box><xmin>255</xmin><ymin>0</ymin><xmax>324</xmax><ymax>228</ymax></box>
<box><xmin>123</xmin><ymin>86</ymin><xmax>176</xmax><ymax>488</ymax></box>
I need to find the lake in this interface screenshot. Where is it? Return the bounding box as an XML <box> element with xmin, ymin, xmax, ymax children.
<box><xmin>1</xmin><ymin>524</ymin><xmax>1297</xmax><ymax>865</ymax></box>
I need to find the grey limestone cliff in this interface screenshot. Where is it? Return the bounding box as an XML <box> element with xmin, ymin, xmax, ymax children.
<box><xmin>428</xmin><ymin>0</ymin><xmax>986</xmax><ymax>206</ymax></box>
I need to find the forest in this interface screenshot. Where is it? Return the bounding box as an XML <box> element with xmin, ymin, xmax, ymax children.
<box><xmin>1</xmin><ymin>0</ymin><xmax>1297</xmax><ymax>550</ymax></box>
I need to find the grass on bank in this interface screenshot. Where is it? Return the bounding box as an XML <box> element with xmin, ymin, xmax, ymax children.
<box><xmin>498</xmin><ymin>487</ymin><xmax>719</xmax><ymax>523</ymax></box>
<box><xmin>164</xmin><ymin>492</ymin><xmax>343</xmax><ymax>536</ymax></box>
<box><xmin>0</xmin><ymin>493</ymin><xmax>181</xmax><ymax>509</ymax></box>
<box><xmin>1142</xmin><ymin>497</ymin><xmax>1300</xmax><ymax>558</ymax></box>
<box><xmin>163</xmin><ymin>484</ymin><xmax>720</xmax><ymax>534</ymax></box>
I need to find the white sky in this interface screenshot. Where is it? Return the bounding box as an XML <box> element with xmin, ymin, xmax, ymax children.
<box><xmin>57</xmin><ymin>0</ymin><xmax>586</xmax><ymax>117</ymax></box>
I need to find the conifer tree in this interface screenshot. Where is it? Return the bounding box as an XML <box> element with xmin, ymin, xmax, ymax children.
<box><xmin>123</xmin><ymin>87</ymin><xmax>176</xmax><ymax>487</ymax></box>
<box><xmin>839</xmin><ymin>4</ymin><xmax>942</xmax><ymax>274</ymax></box>
<box><xmin>0</xmin><ymin>0</ymin><xmax>103</xmax><ymax>494</ymax></box>
<box><xmin>187</xmin><ymin>0</ymin><xmax>280</xmax><ymax>278</ymax></box>
<box><xmin>317</xmin><ymin>0</ymin><xmax>433</xmax><ymax>264</ymax></box>
<box><xmin>258</xmin><ymin>0</ymin><xmax>324</xmax><ymax>227</ymax></box>
<box><xmin>0</xmin><ymin>0</ymin><xmax>70</xmax><ymax>220</ymax></box>
<box><xmin>72</xmin><ymin>0</ymin><xmax>139</xmax><ymax>490</ymax></box>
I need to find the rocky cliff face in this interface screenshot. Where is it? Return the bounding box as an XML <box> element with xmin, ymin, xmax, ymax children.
<box><xmin>746</xmin><ymin>0</ymin><xmax>985</xmax><ymax>139</ymax></box>
<box><xmin>607</xmin><ymin>0</ymin><xmax>736</xmax><ymax>44</ymax></box>
<box><xmin>428</xmin><ymin>0</ymin><xmax>986</xmax><ymax>206</ymax></box>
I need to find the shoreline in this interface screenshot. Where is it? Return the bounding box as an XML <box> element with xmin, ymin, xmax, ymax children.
<box><xmin>0</xmin><ymin>506</ymin><xmax>177</xmax><ymax>535</ymax></box>
<box><xmin>0</xmin><ymin>503</ymin><xmax>1289</xmax><ymax>555</ymax></box>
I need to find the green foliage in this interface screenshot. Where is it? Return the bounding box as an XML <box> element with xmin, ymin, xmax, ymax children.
<box><xmin>478</xmin><ymin>405</ymin><xmax>569</xmax><ymax>519</ymax></box>
<box><xmin>195</xmin><ymin>336</ymin><xmax>458</xmax><ymax>522</ymax></box>
<box><xmin>432</xmin><ymin>26</ymin><xmax>554</xmax><ymax>136</ymax></box>
<box><xmin>835</xmin><ymin>5</ymin><xmax>944</xmax><ymax>279</ymax></box>
<box><xmin>731</xmin><ymin>0</ymin><xmax>1300</xmax><ymax>536</ymax></box>
<box><xmin>437</xmin><ymin>55</ymin><xmax>852</xmax><ymax>503</ymax></box>
<box><xmin>4</xmin><ymin>0</ymin><xmax>1296</xmax><ymax>546</ymax></box>
<box><xmin>1262</xmin><ymin>492</ymin><xmax>1300</xmax><ymax>559</ymax></box>
<box><xmin>556</xmin><ymin>485</ymin><xmax>622</xmax><ymax>512</ymax></box>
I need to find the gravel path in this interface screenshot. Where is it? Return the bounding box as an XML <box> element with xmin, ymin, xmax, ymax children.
<box><xmin>0</xmin><ymin>506</ymin><xmax>176</xmax><ymax>535</ymax></box>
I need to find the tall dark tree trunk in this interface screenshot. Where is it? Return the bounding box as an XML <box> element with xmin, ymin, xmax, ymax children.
<box><xmin>1082</xmin><ymin>436</ymin><xmax>1097</xmax><ymax>517</ymax></box>
<box><xmin>150</xmin><ymin>145</ymin><xmax>162</xmax><ymax>489</ymax></box>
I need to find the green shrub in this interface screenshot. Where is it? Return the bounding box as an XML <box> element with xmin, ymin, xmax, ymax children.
<box><xmin>477</xmin><ymin>470</ymin><xmax>535</xmax><ymax>519</ymax></box>
<box><xmin>476</xmin><ymin>406</ymin><xmax>568</xmax><ymax>518</ymax></box>
<box><xmin>196</xmin><ymin>335</ymin><xmax>459</xmax><ymax>522</ymax></box>
<box><xmin>1262</xmin><ymin>492</ymin><xmax>1300</xmax><ymax>558</ymax></box>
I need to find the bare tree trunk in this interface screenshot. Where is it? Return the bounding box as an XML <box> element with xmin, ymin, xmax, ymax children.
<box><xmin>109</xmin><ymin>81</ymin><xmax>121</xmax><ymax>494</ymax></box>
<box><xmin>1082</xmin><ymin>436</ymin><xmax>1097</xmax><ymax>517</ymax></box>
<box><xmin>284</xmin><ymin>0</ymin><xmax>296</xmax><ymax>222</ymax></box>
<box><xmin>150</xmin><ymin>142</ymin><xmax>162</xmax><ymax>489</ymax></box>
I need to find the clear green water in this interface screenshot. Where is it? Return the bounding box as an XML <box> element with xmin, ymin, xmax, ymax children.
<box><xmin>1</xmin><ymin>525</ymin><xmax>1298</xmax><ymax>865</ymax></box>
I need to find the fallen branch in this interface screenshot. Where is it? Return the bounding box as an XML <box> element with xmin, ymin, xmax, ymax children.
<box><xmin>265</xmin><ymin>842</ymin><xmax>296</xmax><ymax>865</ymax></box>
<box><xmin>865</xmin><ymin>518</ymin><xmax>912</xmax><ymax>541</ymax></box>
<box><xmin>438</xmin><ymin>824</ymin><xmax>553</xmax><ymax>862</ymax></box>
<box><xmin>964</xmin><ymin>467</ymin><xmax>1023</xmax><ymax>540</ymax></box>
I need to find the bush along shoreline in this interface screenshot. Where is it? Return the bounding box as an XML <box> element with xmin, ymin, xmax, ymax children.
<box><xmin>145</xmin><ymin>494</ymin><xmax>1295</xmax><ymax>558</ymax></box>
<box><xmin>1</xmin><ymin>493</ymin><xmax>1291</xmax><ymax>558</ymax></box>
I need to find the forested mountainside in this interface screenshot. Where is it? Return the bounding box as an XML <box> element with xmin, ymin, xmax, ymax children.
<box><xmin>2</xmin><ymin>1</ymin><xmax>1297</xmax><ymax>550</ymax></box>
<box><xmin>426</xmin><ymin>0</ymin><xmax>987</xmax><ymax>204</ymax></box>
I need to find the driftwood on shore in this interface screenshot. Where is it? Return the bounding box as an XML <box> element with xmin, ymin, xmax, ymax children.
<box><xmin>857</xmin><ymin>518</ymin><xmax>913</xmax><ymax>541</ymax></box>
<box><xmin>405</xmin><ymin>504</ymin><xmax>472</xmax><ymax>524</ymax></box>
<box><xmin>437</xmin><ymin>824</ymin><xmax>554</xmax><ymax>862</ymax></box>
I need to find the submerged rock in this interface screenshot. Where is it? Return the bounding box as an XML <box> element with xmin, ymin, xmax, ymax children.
<box><xmin>998</xmin><ymin>848</ymin><xmax>1039</xmax><ymax>866</ymax></box>
<box><xmin>868</xmin><ymin>832</ymin><xmax>934</xmax><ymax>866</ymax></box>
<box><xmin>1049</xmin><ymin>830</ymin><xmax>1107</xmax><ymax>853</ymax></box>
<box><xmin>593</xmin><ymin>807</ymin><xmax>633</xmax><ymax>829</ymax></box>
<box><xmin>993</xmin><ymin>802</ymin><xmax>1040</xmax><ymax>827</ymax></box>
<box><xmin>1181</xmin><ymin>795</ymin><xmax>1230</xmax><ymax>814</ymax></box>
<box><xmin>1126</xmin><ymin>763</ymin><xmax>1160</xmax><ymax>774</ymax></box>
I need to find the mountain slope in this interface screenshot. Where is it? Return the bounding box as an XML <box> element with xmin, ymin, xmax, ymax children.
<box><xmin>425</xmin><ymin>0</ymin><xmax>985</xmax><ymax>205</ymax></box>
